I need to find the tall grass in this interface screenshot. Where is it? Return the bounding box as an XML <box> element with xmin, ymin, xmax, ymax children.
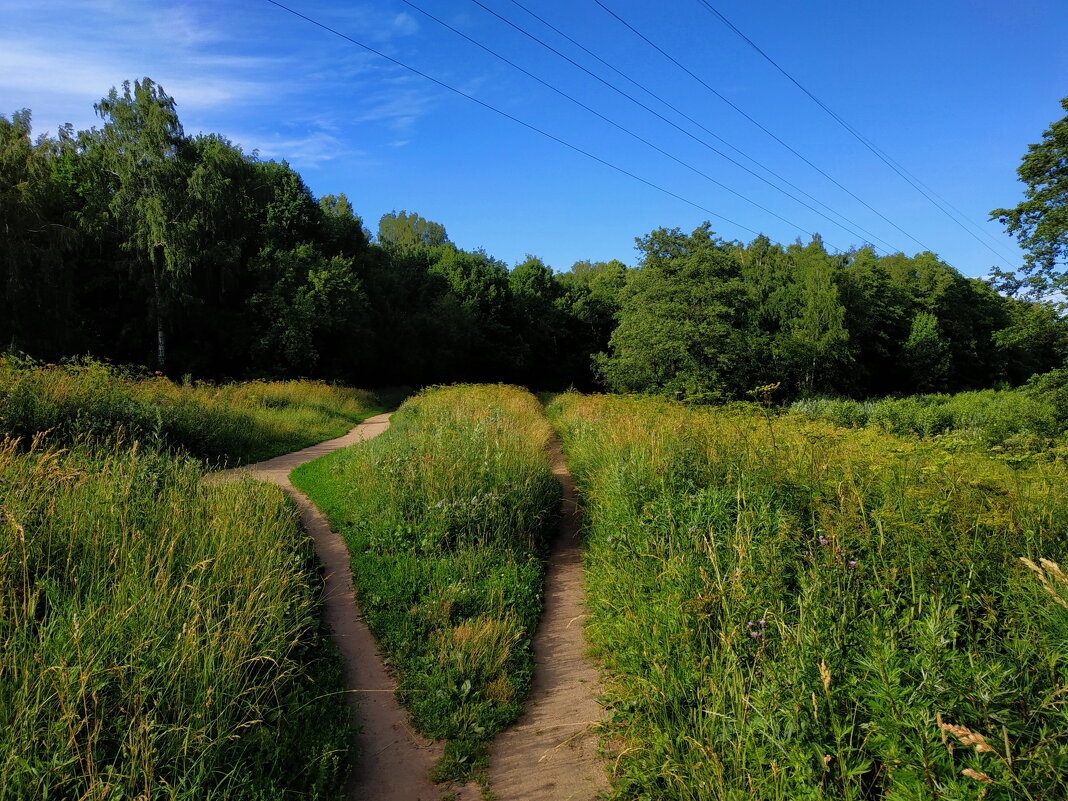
<box><xmin>0</xmin><ymin>437</ymin><xmax>349</xmax><ymax>799</ymax></box>
<box><xmin>550</xmin><ymin>392</ymin><xmax>1068</xmax><ymax>800</ymax></box>
<box><xmin>292</xmin><ymin>384</ymin><xmax>559</xmax><ymax>782</ymax></box>
<box><xmin>0</xmin><ymin>356</ymin><xmax>384</xmax><ymax>464</ymax></box>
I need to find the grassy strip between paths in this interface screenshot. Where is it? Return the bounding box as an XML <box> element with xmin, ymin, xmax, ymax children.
<box><xmin>549</xmin><ymin>392</ymin><xmax>1068</xmax><ymax>801</ymax></box>
<box><xmin>0</xmin><ymin>439</ymin><xmax>350</xmax><ymax>799</ymax></box>
<box><xmin>292</xmin><ymin>384</ymin><xmax>560</xmax><ymax>784</ymax></box>
<box><xmin>0</xmin><ymin>356</ymin><xmax>389</xmax><ymax>464</ymax></box>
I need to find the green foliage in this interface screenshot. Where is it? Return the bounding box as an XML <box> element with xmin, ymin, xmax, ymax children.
<box><xmin>991</xmin><ymin>94</ymin><xmax>1068</xmax><ymax>298</ymax></box>
<box><xmin>292</xmin><ymin>385</ymin><xmax>559</xmax><ymax>782</ymax></box>
<box><xmin>377</xmin><ymin>209</ymin><xmax>449</xmax><ymax>249</ymax></box>
<box><xmin>597</xmin><ymin>224</ymin><xmax>756</xmax><ymax>398</ymax></box>
<box><xmin>901</xmin><ymin>311</ymin><xmax>951</xmax><ymax>392</ymax></box>
<box><xmin>550</xmin><ymin>392</ymin><xmax>1068</xmax><ymax>800</ymax></box>
<box><xmin>5</xmin><ymin>79</ymin><xmax>1068</xmax><ymax>395</ymax></box>
<box><xmin>0</xmin><ymin>439</ymin><xmax>349</xmax><ymax>800</ymax></box>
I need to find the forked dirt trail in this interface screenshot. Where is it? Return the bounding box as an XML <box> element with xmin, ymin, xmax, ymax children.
<box><xmin>216</xmin><ymin>414</ymin><xmax>462</xmax><ymax>801</ymax></box>
<box><xmin>485</xmin><ymin>435</ymin><xmax>610</xmax><ymax>800</ymax></box>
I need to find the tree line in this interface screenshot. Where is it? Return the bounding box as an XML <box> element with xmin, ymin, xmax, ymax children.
<box><xmin>2</xmin><ymin>78</ymin><xmax>1065</xmax><ymax>399</ymax></box>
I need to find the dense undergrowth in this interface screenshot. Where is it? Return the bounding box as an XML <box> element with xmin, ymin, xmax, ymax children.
<box><xmin>550</xmin><ymin>393</ymin><xmax>1068</xmax><ymax>800</ymax></box>
<box><xmin>292</xmin><ymin>384</ymin><xmax>559</xmax><ymax>782</ymax></box>
<box><xmin>0</xmin><ymin>356</ymin><xmax>385</xmax><ymax>464</ymax></box>
<box><xmin>790</xmin><ymin>370</ymin><xmax>1068</xmax><ymax>455</ymax></box>
<box><xmin>0</xmin><ymin>361</ymin><xmax>384</xmax><ymax>799</ymax></box>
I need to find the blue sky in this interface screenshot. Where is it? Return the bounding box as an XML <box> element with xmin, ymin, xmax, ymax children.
<box><xmin>3</xmin><ymin>0</ymin><xmax>1066</xmax><ymax>276</ymax></box>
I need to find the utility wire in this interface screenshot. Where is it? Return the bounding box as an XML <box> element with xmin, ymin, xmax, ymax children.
<box><xmin>595</xmin><ymin>0</ymin><xmax>939</xmax><ymax>257</ymax></box>
<box><xmin>464</xmin><ymin>0</ymin><xmax>884</xmax><ymax>252</ymax></box>
<box><xmin>694</xmin><ymin>0</ymin><xmax>1016</xmax><ymax>267</ymax></box>
<box><xmin>401</xmin><ymin>0</ymin><xmax>830</xmax><ymax>246</ymax></box>
<box><xmin>504</xmin><ymin>0</ymin><xmax>897</xmax><ymax>254</ymax></box>
<box><xmin>261</xmin><ymin>0</ymin><xmax>762</xmax><ymax>238</ymax></box>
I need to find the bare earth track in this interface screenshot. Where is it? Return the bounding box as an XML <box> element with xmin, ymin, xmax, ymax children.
<box><xmin>484</xmin><ymin>435</ymin><xmax>609</xmax><ymax>801</ymax></box>
<box><xmin>216</xmin><ymin>414</ymin><xmax>452</xmax><ymax>800</ymax></box>
<box><xmin>216</xmin><ymin>417</ymin><xmax>608</xmax><ymax>800</ymax></box>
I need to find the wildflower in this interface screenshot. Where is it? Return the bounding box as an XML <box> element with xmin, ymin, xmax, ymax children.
<box><xmin>818</xmin><ymin>535</ymin><xmax>829</xmax><ymax>546</ymax></box>
<box><xmin>848</xmin><ymin>560</ymin><xmax>857</xmax><ymax>568</ymax></box>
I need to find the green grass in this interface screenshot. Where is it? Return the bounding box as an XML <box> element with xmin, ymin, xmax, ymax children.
<box><xmin>292</xmin><ymin>384</ymin><xmax>560</xmax><ymax>783</ymax></box>
<box><xmin>0</xmin><ymin>438</ymin><xmax>350</xmax><ymax>799</ymax></box>
<box><xmin>0</xmin><ymin>356</ymin><xmax>388</xmax><ymax>464</ymax></box>
<box><xmin>0</xmin><ymin>358</ymin><xmax>395</xmax><ymax>798</ymax></box>
<box><xmin>549</xmin><ymin>392</ymin><xmax>1068</xmax><ymax>801</ymax></box>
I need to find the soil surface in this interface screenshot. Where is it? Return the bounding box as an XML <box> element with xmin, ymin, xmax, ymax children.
<box><xmin>484</xmin><ymin>435</ymin><xmax>610</xmax><ymax>800</ymax></box>
<box><xmin>215</xmin><ymin>414</ymin><xmax>461</xmax><ymax>800</ymax></box>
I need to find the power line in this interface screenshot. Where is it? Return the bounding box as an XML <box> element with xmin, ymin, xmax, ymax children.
<box><xmin>503</xmin><ymin>0</ymin><xmax>897</xmax><ymax>254</ymax></box>
<box><xmin>694</xmin><ymin>0</ymin><xmax>1017</xmax><ymax>268</ymax></box>
<box><xmin>399</xmin><ymin>0</ymin><xmax>830</xmax><ymax>246</ymax></box>
<box><xmin>594</xmin><ymin>0</ymin><xmax>940</xmax><ymax>258</ymax></box>
<box><xmin>260</xmin><ymin>0</ymin><xmax>763</xmax><ymax>239</ymax></box>
<box><xmin>463</xmin><ymin>0</ymin><xmax>893</xmax><ymax>253</ymax></box>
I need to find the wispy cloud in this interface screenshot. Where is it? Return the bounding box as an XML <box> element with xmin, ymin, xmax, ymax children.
<box><xmin>1</xmin><ymin>0</ymin><xmax>444</xmax><ymax>152</ymax></box>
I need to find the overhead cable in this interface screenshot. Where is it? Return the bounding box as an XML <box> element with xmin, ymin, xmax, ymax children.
<box><xmin>401</xmin><ymin>0</ymin><xmax>831</xmax><ymax>245</ymax></box>
<box><xmin>501</xmin><ymin>0</ymin><xmax>897</xmax><ymax>254</ymax></box>
<box><xmin>594</xmin><ymin>0</ymin><xmax>940</xmax><ymax>256</ymax></box>
<box><xmin>694</xmin><ymin>0</ymin><xmax>1016</xmax><ymax>267</ymax></box>
<box><xmin>261</xmin><ymin>0</ymin><xmax>763</xmax><ymax>239</ymax></box>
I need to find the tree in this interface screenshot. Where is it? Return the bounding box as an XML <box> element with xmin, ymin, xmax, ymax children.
<box><xmin>991</xmin><ymin>95</ymin><xmax>1068</xmax><ymax>297</ymax></box>
<box><xmin>597</xmin><ymin>224</ymin><xmax>755</xmax><ymax>398</ymax></box>
<box><xmin>92</xmin><ymin>78</ymin><xmax>190</xmax><ymax>368</ymax></box>
<box><xmin>902</xmin><ymin>311</ymin><xmax>951</xmax><ymax>392</ymax></box>
<box><xmin>779</xmin><ymin>238</ymin><xmax>851</xmax><ymax>394</ymax></box>
<box><xmin>377</xmin><ymin>209</ymin><xmax>448</xmax><ymax>249</ymax></box>
<box><xmin>0</xmin><ymin>110</ymin><xmax>78</xmax><ymax>355</ymax></box>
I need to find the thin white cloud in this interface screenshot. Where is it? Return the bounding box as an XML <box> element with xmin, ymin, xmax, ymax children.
<box><xmin>1</xmin><ymin>0</ymin><xmax>442</xmax><ymax>149</ymax></box>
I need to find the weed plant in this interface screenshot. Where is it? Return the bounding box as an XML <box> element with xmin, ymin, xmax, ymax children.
<box><xmin>550</xmin><ymin>393</ymin><xmax>1068</xmax><ymax>800</ymax></box>
<box><xmin>0</xmin><ymin>356</ymin><xmax>383</xmax><ymax>464</ymax></box>
<box><xmin>0</xmin><ymin>437</ymin><xmax>349</xmax><ymax>799</ymax></box>
<box><xmin>292</xmin><ymin>384</ymin><xmax>559</xmax><ymax>782</ymax></box>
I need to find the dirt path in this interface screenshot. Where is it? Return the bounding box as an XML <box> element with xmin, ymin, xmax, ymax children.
<box><xmin>215</xmin><ymin>414</ymin><xmax>460</xmax><ymax>801</ymax></box>
<box><xmin>484</xmin><ymin>435</ymin><xmax>610</xmax><ymax>800</ymax></box>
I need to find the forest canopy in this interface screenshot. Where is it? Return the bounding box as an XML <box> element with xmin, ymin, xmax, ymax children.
<box><xmin>2</xmin><ymin>79</ymin><xmax>1065</xmax><ymax>399</ymax></box>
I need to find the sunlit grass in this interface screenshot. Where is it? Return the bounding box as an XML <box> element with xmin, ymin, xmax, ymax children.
<box><xmin>550</xmin><ymin>392</ymin><xmax>1068</xmax><ymax>800</ymax></box>
<box><xmin>0</xmin><ymin>356</ymin><xmax>385</xmax><ymax>464</ymax></box>
<box><xmin>292</xmin><ymin>384</ymin><xmax>559</xmax><ymax>782</ymax></box>
<box><xmin>0</xmin><ymin>437</ymin><xmax>349</xmax><ymax>799</ymax></box>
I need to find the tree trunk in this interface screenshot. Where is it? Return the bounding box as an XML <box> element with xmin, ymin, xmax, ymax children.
<box><xmin>153</xmin><ymin>257</ymin><xmax>166</xmax><ymax>369</ymax></box>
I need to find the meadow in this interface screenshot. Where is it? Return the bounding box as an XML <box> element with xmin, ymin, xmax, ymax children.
<box><xmin>549</xmin><ymin>392</ymin><xmax>1068</xmax><ymax>800</ymax></box>
<box><xmin>0</xmin><ymin>362</ymin><xmax>385</xmax><ymax>799</ymax></box>
<box><xmin>292</xmin><ymin>384</ymin><xmax>560</xmax><ymax>782</ymax></box>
